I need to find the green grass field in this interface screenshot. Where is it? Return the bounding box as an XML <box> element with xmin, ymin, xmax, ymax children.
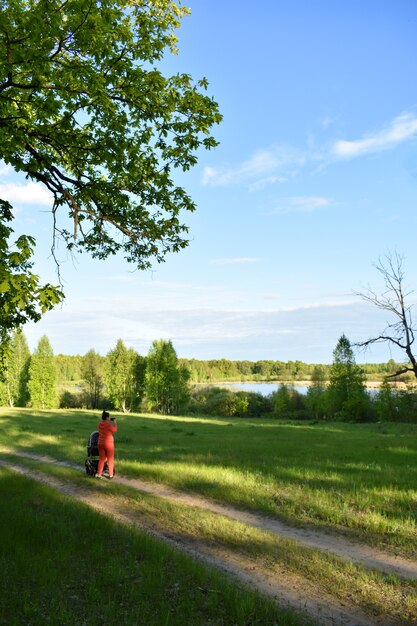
<box><xmin>1</xmin><ymin>408</ymin><xmax>416</xmax><ymax>624</ymax></box>
<box><xmin>0</xmin><ymin>467</ymin><xmax>308</xmax><ymax>626</ymax></box>
<box><xmin>1</xmin><ymin>407</ymin><xmax>416</xmax><ymax>557</ymax></box>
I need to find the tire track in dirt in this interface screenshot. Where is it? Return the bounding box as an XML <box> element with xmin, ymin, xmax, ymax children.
<box><xmin>3</xmin><ymin>449</ymin><xmax>415</xmax><ymax>580</ymax></box>
<box><xmin>0</xmin><ymin>457</ymin><xmax>382</xmax><ymax>626</ymax></box>
<box><xmin>0</xmin><ymin>452</ymin><xmax>415</xmax><ymax>626</ymax></box>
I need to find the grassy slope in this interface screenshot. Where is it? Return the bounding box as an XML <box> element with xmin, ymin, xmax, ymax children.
<box><xmin>0</xmin><ymin>467</ymin><xmax>308</xmax><ymax>626</ymax></box>
<box><xmin>8</xmin><ymin>459</ymin><xmax>417</xmax><ymax>625</ymax></box>
<box><xmin>0</xmin><ymin>408</ymin><xmax>416</xmax><ymax>556</ymax></box>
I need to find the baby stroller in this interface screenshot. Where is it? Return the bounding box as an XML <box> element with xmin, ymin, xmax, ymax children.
<box><xmin>85</xmin><ymin>431</ymin><xmax>115</xmax><ymax>478</ymax></box>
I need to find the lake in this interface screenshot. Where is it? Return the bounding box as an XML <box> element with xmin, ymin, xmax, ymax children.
<box><xmin>205</xmin><ymin>382</ymin><xmax>380</xmax><ymax>397</ymax></box>
<box><xmin>209</xmin><ymin>382</ymin><xmax>309</xmax><ymax>396</ymax></box>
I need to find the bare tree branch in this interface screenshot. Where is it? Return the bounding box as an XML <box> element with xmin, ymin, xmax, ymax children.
<box><xmin>355</xmin><ymin>252</ymin><xmax>417</xmax><ymax>381</ymax></box>
<box><xmin>386</xmin><ymin>367</ymin><xmax>414</xmax><ymax>379</ymax></box>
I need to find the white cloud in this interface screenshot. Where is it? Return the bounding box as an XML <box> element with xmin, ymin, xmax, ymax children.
<box><xmin>23</xmin><ymin>299</ymin><xmax>399</xmax><ymax>362</ymax></box>
<box><xmin>202</xmin><ymin>111</ymin><xmax>417</xmax><ymax>190</ymax></box>
<box><xmin>271</xmin><ymin>196</ymin><xmax>333</xmax><ymax>214</ymax></box>
<box><xmin>248</xmin><ymin>176</ymin><xmax>281</xmax><ymax>192</ymax></box>
<box><xmin>210</xmin><ymin>257</ymin><xmax>259</xmax><ymax>266</ymax></box>
<box><xmin>202</xmin><ymin>146</ymin><xmax>305</xmax><ymax>187</ymax></box>
<box><xmin>320</xmin><ymin>116</ymin><xmax>339</xmax><ymax>129</ymax></box>
<box><xmin>332</xmin><ymin>112</ymin><xmax>417</xmax><ymax>158</ymax></box>
<box><xmin>0</xmin><ymin>181</ymin><xmax>53</xmax><ymax>206</ymax></box>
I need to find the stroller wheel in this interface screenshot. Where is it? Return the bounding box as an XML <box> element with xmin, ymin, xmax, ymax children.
<box><xmin>85</xmin><ymin>460</ymin><xmax>95</xmax><ymax>477</ymax></box>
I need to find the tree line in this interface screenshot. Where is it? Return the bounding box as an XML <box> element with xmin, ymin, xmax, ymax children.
<box><xmin>20</xmin><ymin>345</ymin><xmax>409</xmax><ymax>388</ymax></box>
<box><xmin>180</xmin><ymin>357</ymin><xmax>405</xmax><ymax>384</ymax></box>
<box><xmin>189</xmin><ymin>335</ymin><xmax>417</xmax><ymax>423</ymax></box>
<box><xmin>0</xmin><ymin>332</ymin><xmax>190</xmax><ymax>415</ymax></box>
<box><xmin>1</xmin><ymin>331</ymin><xmax>416</xmax><ymax>422</ymax></box>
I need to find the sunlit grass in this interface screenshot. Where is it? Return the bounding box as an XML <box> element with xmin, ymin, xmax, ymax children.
<box><xmin>5</xmin><ymin>459</ymin><xmax>417</xmax><ymax>626</ymax></box>
<box><xmin>117</xmin><ymin>458</ymin><xmax>417</xmax><ymax>552</ymax></box>
<box><xmin>0</xmin><ymin>466</ymin><xmax>309</xmax><ymax>626</ymax></box>
<box><xmin>0</xmin><ymin>407</ymin><xmax>416</xmax><ymax>556</ymax></box>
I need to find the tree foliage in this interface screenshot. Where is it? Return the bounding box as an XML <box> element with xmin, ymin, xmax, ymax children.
<box><xmin>305</xmin><ymin>365</ymin><xmax>327</xmax><ymax>420</ymax></box>
<box><xmin>0</xmin><ymin>0</ymin><xmax>221</xmax><ymax>373</ymax></box>
<box><xmin>28</xmin><ymin>334</ymin><xmax>57</xmax><ymax>408</ymax></box>
<box><xmin>0</xmin><ymin>0</ymin><xmax>221</xmax><ymax>268</ymax></box>
<box><xmin>2</xmin><ymin>332</ymin><xmax>417</xmax><ymax>422</ymax></box>
<box><xmin>105</xmin><ymin>339</ymin><xmax>145</xmax><ymax>412</ymax></box>
<box><xmin>0</xmin><ymin>200</ymin><xmax>63</xmax><ymax>370</ymax></box>
<box><xmin>81</xmin><ymin>349</ymin><xmax>104</xmax><ymax>409</ymax></box>
<box><xmin>55</xmin><ymin>353</ymin><xmax>83</xmax><ymax>382</ymax></box>
<box><xmin>145</xmin><ymin>339</ymin><xmax>189</xmax><ymax>414</ymax></box>
<box><xmin>0</xmin><ymin>329</ymin><xmax>30</xmax><ymax>406</ymax></box>
<box><xmin>327</xmin><ymin>334</ymin><xmax>369</xmax><ymax>421</ymax></box>
<box><xmin>271</xmin><ymin>384</ymin><xmax>306</xmax><ymax>419</ymax></box>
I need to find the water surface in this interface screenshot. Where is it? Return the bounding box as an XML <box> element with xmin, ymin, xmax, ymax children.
<box><xmin>211</xmin><ymin>382</ymin><xmax>309</xmax><ymax>396</ymax></box>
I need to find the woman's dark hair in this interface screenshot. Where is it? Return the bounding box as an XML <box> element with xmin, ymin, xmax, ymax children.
<box><xmin>102</xmin><ymin>410</ymin><xmax>110</xmax><ymax>420</ymax></box>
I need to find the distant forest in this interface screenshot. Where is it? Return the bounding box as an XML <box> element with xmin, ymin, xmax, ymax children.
<box><xmin>54</xmin><ymin>354</ymin><xmax>407</xmax><ymax>385</ymax></box>
<box><xmin>3</xmin><ymin>332</ymin><xmax>415</xmax><ymax>420</ymax></box>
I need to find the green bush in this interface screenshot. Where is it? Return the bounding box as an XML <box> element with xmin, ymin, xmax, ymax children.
<box><xmin>375</xmin><ymin>381</ymin><xmax>417</xmax><ymax>422</ymax></box>
<box><xmin>239</xmin><ymin>390</ymin><xmax>272</xmax><ymax>417</ymax></box>
<box><xmin>271</xmin><ymin>385</ymin><xmax>308</xmax><ymax>419</ymax></box>
<box><xmin>188</xmin><ymin>386</ymin><xmax>272</xmax><ymax>418</ymax></box>
<box><xmin>59</xmin><ymin>390</ymin><xmax>83</xmax><ymax>409</ymax></box>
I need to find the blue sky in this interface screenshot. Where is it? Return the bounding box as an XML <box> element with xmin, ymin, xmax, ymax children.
<box><xmin>2</xmin><ymin>0</ymin><xmax>417</xmax><ymax>362</ymax></box>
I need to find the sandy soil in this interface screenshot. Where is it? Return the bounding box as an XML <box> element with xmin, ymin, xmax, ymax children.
<box><xmin>0</xmin><ymin>449</ymin><xmax>415</xmax><ymax>626</ymax></box>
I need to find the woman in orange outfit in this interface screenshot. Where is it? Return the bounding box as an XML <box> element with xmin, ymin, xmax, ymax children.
<box><xmin>96</xmin><ymin>410</ymin><xmax>117</xmax><ymax>479</ymax></box>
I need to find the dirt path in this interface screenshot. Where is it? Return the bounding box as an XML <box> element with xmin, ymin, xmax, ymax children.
<box><xmin>0</xmin><ymin>450</ymin><xmax>415</xmax><ymax>626</ymax></box>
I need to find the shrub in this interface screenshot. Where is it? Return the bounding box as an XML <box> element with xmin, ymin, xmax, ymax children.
<box><xmin>239</xmin><ymin>391</ymin><xmax>273</xmax><ymax>417</ymax></box>
<box><xmin>59</xmin><ymin>390</ymin><xmax>83</xmax><ymax>409</ymax></box>
<box><xmin>188</xmin><ymin>386</ymin><xmax>272</xmax><ymax>418</ymax></box>
<box><xmin>271</xmin><ymin>385</ymin><xmax>308</xmax><ymax>419</ymax></box>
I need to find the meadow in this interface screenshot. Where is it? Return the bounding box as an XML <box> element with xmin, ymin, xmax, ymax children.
<box><xmin>1</xmin><ymin>407</ymin><xmax>416</xmax><ymax>557</ymax></box>
<box><xmin>1</xmin><ymin>408</ymin><xmax>417</xmax><ymax>625</ymax></box>
<box><xmin>0</xmin><ymin>467</ymin><xmax>307</xmax><ymax>626</ymax></box>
